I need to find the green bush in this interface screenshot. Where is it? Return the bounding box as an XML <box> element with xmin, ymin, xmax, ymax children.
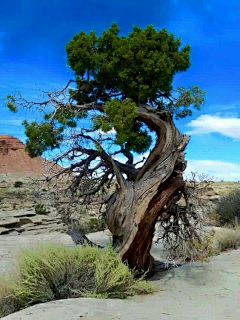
<box><xmin>35</xmin><ymin>203</ymin><xmax>47</xmax><ymax>215</ymax></box>
<box><xmin>14</xmin><ymin>181</ymin><xmax>23</xmax><ymax>188</ymax></box>
<box><xmin>0</xmin><ymin>244</ymin><xmax>153</xmax><ymax>317</ymax></box>
<box><xmin>217</xmin><ymin>190</ymin><xmax>240</xmax><ymax>225</ymax></box>
<box><xmin>72</xmin><ymin>218</ymin><xmax>106</xmax><ymax>234</ymax></box>
<box><xmin>85</xmin><ymin>218</ymin><xmax>106</xmax><ymax>233</ymax></box>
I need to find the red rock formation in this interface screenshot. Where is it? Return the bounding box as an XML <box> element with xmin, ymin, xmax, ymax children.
<box><xmin>0</xmin><ymin>135</ymin><xmax>61</xmax><ymax>177</ymax></box>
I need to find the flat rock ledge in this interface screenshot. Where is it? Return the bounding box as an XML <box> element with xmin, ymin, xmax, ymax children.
<box><xmin>2</xmin><ymin>298</ymin><xmax>154</xmax><ymax>320</ymax></box>
<box><xmin>0</xmin><ymin>209</ymin><xmax>66</xmax><ymax>235</ymax></box>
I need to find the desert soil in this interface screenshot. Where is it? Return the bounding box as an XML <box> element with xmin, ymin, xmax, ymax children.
<box><xmin>0</xmin><ymin>231</ymin><xmax>240</xmax><ymax>320</ymax></box>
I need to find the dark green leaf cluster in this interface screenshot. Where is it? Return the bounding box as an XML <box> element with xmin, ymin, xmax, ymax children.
<box><xmin>4</xmin><ymin>24</ymin><xmax>205</xmax><ymax>159</ymax></box>
<box><xmin>23</xmin><ymin>121</ymin><xmax>64</xmax><ymax>157</ymax></box>
<box><xmin>5</xmin><ymin>95</ymin><xmax>17</xmax><ymax>113</ymax></box>
<box><xmin>173</xmin><ymin>86</ymin><xmax>206</xmax><ymax>118</ymax></box>
<box><xmin>65</xmin><ymin>24</ymin><xmax>196</xmax><ymax>154</ymax></box>
<box><xmin>66</xmin><ymin>23</ymin><xmax>190</xmax><ymax>104</ymax></box>
<box><xmin>35</xmin><ymin>203</ymin><xmax>47</xmax><ymax>215</ymax></box>
<box><xmin>22</xmin><ymin>107</ymin><xmax>88</xmax><ymax>157</ymax></box>
<box><xmin>44</xmin><ymin>107</ymin><xmax>87</xmax><ymax>128</ymax></box>
<box><xmin>93</xmin><ymin>98</ymin><xmax>151</xmax><ymax>153</ymax></box>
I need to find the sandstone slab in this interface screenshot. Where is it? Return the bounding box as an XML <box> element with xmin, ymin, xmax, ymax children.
<box><xmin>0</xmin><ymin>135</ymin><xmax>61</xmax><ymax>178</ymax></box>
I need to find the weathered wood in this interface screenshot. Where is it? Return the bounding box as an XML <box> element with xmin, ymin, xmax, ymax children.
<box><xmin>105</xmin><ymin>109</ymin><xmax>189</xmax><ymax>274</ymax></box>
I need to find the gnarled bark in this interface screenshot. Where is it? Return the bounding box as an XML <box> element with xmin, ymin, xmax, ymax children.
<box><xmin>105</xmin><ymin>109</ymin><xmax>189</xmax><ymax>273</ymax></box>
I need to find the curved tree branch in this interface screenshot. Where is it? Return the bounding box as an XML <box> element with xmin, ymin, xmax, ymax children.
<box><xmin>135</xmin><ymin>105</ymin><xmax>189</xmax><ymax>182</ymax></box>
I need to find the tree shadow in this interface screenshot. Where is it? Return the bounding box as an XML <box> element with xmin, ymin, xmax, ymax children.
<box><xmin>150</xmin><ymin>259</ymin><xmax>214</xmax><ymax>288</ymax></box>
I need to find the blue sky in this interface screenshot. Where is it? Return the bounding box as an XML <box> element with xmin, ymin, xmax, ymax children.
<box><xmin>1</xmin><ymin>0</ymin><xmax>240</xmax><ymax>180</ymax></box>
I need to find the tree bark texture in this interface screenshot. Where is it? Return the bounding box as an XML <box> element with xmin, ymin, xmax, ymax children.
<box><xmin>105</xmin><ymin>109</ymin><xmax>189</xmax><ymax>274</ymax></box>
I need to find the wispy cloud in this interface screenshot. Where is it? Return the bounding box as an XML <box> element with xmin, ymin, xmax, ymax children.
<box><xmin>185</xmin><ymin>114</ymin><xmax>240</xmax><ymax>140</ymax></box>
<box><xmin>185</xmin><ymin>159</ymin><xmax>240</xmax><ymax>181</ymax></box>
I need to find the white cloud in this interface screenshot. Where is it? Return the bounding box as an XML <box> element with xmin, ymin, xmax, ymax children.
<box><xmin>99</xmin><ymin>129</ymin><xmax>116</xmax><ymax>135</ymax></box>
<box><xmin>184</xmin><ymin>159</ymin><xmax>240</xmax><ymax>181</ymax></box>
<box><xmin>185</xmin><ymin>114</ymin><xmax>240</xmax><ymax>140</ymax></box>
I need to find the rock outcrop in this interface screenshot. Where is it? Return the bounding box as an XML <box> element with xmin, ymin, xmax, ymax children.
<box><xmin>0</xmin><ymin>135</ymin><xmax>66</xmax><ymax>235</ymax></box>
<box><xmin>0</xmin><ymin>175</ymin><xmax>68</xmax><ymax>235</ymax></box>
<box><xmin>0</xmin><ymin>135</ymin><xmax>60</xmax><ymax>178</ymax></box>
<box><xmin>0</xmin><ymin>209</ymin><xmax>65</xmax><ymax>235</ymax></box>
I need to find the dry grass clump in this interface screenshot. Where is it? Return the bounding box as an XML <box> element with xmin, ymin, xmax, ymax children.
<box><xmin>160</xmin><ymin>226</ymin><xmax>240</xmax><ymax>264</ymax></box>
<box><xmin>213</xmin><ymin>227</ymin><xmax>240</xmax><ymax>251</ymax></box>
<box><xmin>188</xmin><ymin>233</ymin><xmax>218</xmax><ymax>262</ymax></box>
<box><xmin>164</xmin><ymin>231</ymin><xmax>218</xmax><ymax>263</ymax></box>
<box><xmin>0</xmin><ymin>244</ymin><xmax>153</xmax><ymax>318</ymax></box>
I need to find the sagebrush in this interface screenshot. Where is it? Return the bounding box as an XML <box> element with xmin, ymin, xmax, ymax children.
<box><xmin>0</xmin><ymin>244</ymin><xmax>153</xmax><ymax>317</ymax></box>
<box><xmin>34</xmin><ymin>203</ymin><xmax>47</xmax><ymax>215</ymax></box>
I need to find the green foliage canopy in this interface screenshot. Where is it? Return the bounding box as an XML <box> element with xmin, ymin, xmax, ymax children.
<box><xmin>66</xmin><ymin>24</ymin><xmax>190</xmax><ymax>103</ymax></box>
<box><xmin>6</xmin><ymin>23</ymin><xmax>205</xmax><ymax>159</ymax></box>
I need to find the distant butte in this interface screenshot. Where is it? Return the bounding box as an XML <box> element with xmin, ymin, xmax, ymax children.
<box><xmin>0</xmin><ymin>135</ymin><xmax>60</xmax><ymax>178</ymax></box>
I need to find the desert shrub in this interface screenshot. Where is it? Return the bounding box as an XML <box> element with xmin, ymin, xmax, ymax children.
<box><xmin>35</xmin><ymin>203</ymin><xmax>47</xmax><ymax>215</ymax></box>
<box><xmin>84</xmin><ymin>218</ymin><xmax>106</xmax><ymax>233</ymax></box>
<box><xmin>213</xmin><ymin>227</ymin><xmax>240</xmax><ymax>251</ymax></box>
<box><xmin>0</xmin><ymin>244</ymin><xmax>153</xmax><ymax>317</ymax></box>
<box><xmin>217</xmin><ymin>190</ymin><xmax>240</xmax><ymax>226</ymax></box>
<box><xmin>166</xmin><ymin>231</ymin><xmax>217</xmax><ymax>263</ymax></box>
<box><xmin>14</xmin><ymin>181</ymin><xmax>23</xmax><ymax>188</ymax></box>
<box><xmin>71</xmin><ymin>218</ymin><xmax>106</xmax><ymax>234</ymax></box>
<box><xmin>189</xmin><ymin>233</ymin><xmax>218</xmax><ymax>262</ymax></box>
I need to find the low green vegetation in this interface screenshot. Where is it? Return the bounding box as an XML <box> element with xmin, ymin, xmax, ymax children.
<box><xmin>82</xmin><ymin>218</ymin><xmax>106</xmax><ymax>233</ymax></box>
<box><xmin>34</xmin><ymin>203</ymin><xmax>47</xmax><ymax>215</ymax></box>
<box><xmin>86</xmin><ymin>218</ymin><xmax>106</xmax><ymax>233</ymax></box>
<box><xmin>0</xmin><ymin>244</ymin><xmax>153</xmax><ymax>317</ymax></box>
<box><xmin>216</xmin><ymin>190</ymin><xmax>240</xmax><ymax>226</ymax></box>
<box><xmin>70</xmin><ymin>218</ymin><xmax>106</xmax><ymax>234</ymax></box>
<box><xmin>14</xmin><ymin>181</ymin><xmax>23</xmax><ymax>188</ymax></box>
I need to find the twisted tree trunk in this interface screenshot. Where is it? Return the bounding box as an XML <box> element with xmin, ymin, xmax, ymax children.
<box><xmin>105</xmin><ymin>109</ymin><xmax>189</xmax><ymax>273</ymax></box>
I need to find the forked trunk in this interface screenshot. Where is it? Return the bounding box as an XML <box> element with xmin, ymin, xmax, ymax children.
<box><xmin>105</xmin><ymin>110</ymin><xmax>189</xmax><ymax>274</ymax></box>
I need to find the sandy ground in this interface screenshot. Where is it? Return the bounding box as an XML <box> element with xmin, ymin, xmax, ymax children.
<box><xmin>1</xmin><ymin>231</ymin><xmax>240</xmax><ymax>320</ymax></box>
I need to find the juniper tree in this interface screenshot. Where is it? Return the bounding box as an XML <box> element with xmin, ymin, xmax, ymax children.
<box><xmin>6</xmin><ymin>24</ymin><xmax>205</xmax><ymax>273</ymax></box>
